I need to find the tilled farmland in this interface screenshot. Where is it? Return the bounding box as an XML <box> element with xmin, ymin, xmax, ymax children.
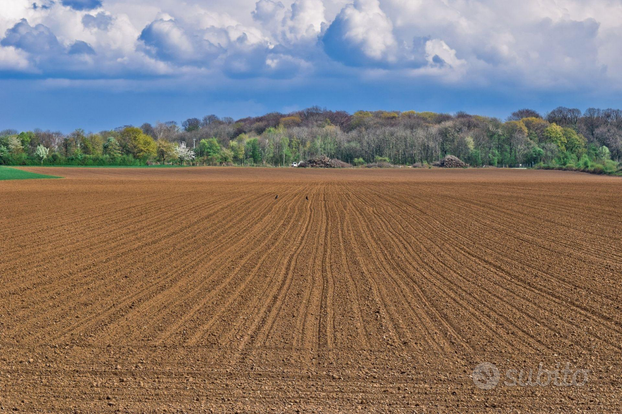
<box><xmin>1</xmin><ymin>167</ymin><xmax>621</xmax><ymax>412</ymax></box>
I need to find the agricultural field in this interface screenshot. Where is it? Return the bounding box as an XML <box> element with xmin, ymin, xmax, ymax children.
<box><xmin>0</xmin><ymin>166</ymin><xmax>59</xmax><ymax>181</ymax></box>
<box><xmin>1</xmin><ymin>167</ymin><xmax>621</xmax><ymax>412</ymax></box>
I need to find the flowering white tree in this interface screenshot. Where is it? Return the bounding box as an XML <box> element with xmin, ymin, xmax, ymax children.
<box><xmin>176</xmin><ymin>142</ymin><xmax>195</xmax><ymax>165</ymax></box>
<box><xmin>35</xmin><ymin>145</ymin><xmax>49</xmax><ymax>165</ymax></box>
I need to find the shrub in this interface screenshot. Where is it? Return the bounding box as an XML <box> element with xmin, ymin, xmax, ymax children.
<box><xmin>117</xmin><ymin>154</ymin><xmax>139</xmax><ymax>166</ymax></box>
<box><xmin>578</xmin><ymin>154</ymin><xmax>591</xmax><ymax>171</ymax></box>
<box><xmin>10</xmin><ymin>153</ymin><xmax>28</xmax><ymax>165</ymax></box>
<box><xmin>604</xmin><ymin>160</ymin><xmax>618</xmax><ymax>174</ymax></box>
<box><xmin>353</xmin><ymin>157</ymin><xmax>366</xmax><ymax>166</ymax></box>
<box><xmin>591</xmin><ymin>164</ymin><xmax>605</xmax><ymax>174</ymax></box>
<box><xmin>0</xmin><ymin>146</ymin><xmax>10</xmax><ymax>164</ymax></box>
<box><xmin>50</xmin><ymin>153</ymin><xmax>65</xmax><ymax>164</ymax></box>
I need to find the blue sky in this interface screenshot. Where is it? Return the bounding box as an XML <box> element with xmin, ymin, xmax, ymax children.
<box><xmin>1</xmin><ymin>0</ymin><xmax>622</xmax><ymax>132</ymax></box>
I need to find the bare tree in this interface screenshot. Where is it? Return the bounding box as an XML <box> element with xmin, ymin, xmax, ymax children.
<box><xmin>546</xmin><ymin>107</ymin><xmax>582</xmax><ymax>126</ymax></box>
<box><xmin>508</xmin><ymin>109</ymin><xmax>542</xmax><ymax>121</ymax></box>
<box><xmin>201</xmin><ymin>115</ymin><xmax>220</xmax><ymax>127</ymax></box>
<box><xmin>182</xmin><ymin>118</ymin><xmax>200</xmax><ymax>132</ymax></box>
<box><xmin>141</xmin><ymin>123</ymin><xmax>156</xmax><ymax>138</ymax></box>
<box><xmin>154</xmin><ymin>122</ymin><xmax>179</xmax><ymax>141</ymax></box>
<box><xmin>595</xmin><ymin>126</ymin><xmax>622</xmax><ymax>161</ymax></box>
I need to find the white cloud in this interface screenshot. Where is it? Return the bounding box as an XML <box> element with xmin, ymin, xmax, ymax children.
<box><xmin>285</xmin><ymin>0</ymin><xmax>325</xmax><ymax>41</ymax></box>
<box><xmin>253</xmin><ymin>0</ymin><xmax>325</xmax><ymax>44</ymax></box>
<box><xmin>425</xmin><ymin>39</ymin><xmax>465</xmax><ymax>69</ymax></box>
<box><xmin>253</xmin><ymin>0</ymin><xmax>285</xmax><ymax>27</ymax></box>
<box><xmin>323</xmin><ymin>0</ymin><xmax>398</xmax><ymax>65</ymax></box>
<box><xmin>139</xmin><ymin>18</ymin><xmax>199</xmax><ymax>62</ymax></box>
<box><xmin>82</xmin><ymin>12</ymin><xmax>113</xmax><ymax>31</ymax></box>
<box><xmin>0</xmin><ymin>45</ymin><xmax>30</xmax><ymax>71</ymax></box>
<box><xmin>0</xmin><ymin>0</ymin><xmax>37</xmax><ymax>45</ymax></box>
<box><xmin>1</xmin><ymin>0</ymin><xmax>622</xmax><ymax>92</ymax></box>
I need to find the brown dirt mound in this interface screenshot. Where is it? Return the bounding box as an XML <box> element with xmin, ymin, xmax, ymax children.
<box><xmin>298</xmin><ymin>155</ymin><xmax>351</xmax><ymax>168</ymax></box>
<box><xmin>433</xmin><ymin>155</ymin><xmax>468</xmax><ymax>168</ymax></box>
<box><xmin>1</xmin><ymin>167</ymin><xmax>621</xmax><ymax>412</ymax></box>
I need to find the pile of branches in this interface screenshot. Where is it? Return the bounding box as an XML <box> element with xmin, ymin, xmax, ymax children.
<box><xmin>433</xmin><ymin>155</ymin><xmax>468</xmax><ymax>168</ymax></box>
<box><xmin>298</xmin><ymin>155</ymin><xmax>352</xmax><ymax>168</ymax></box>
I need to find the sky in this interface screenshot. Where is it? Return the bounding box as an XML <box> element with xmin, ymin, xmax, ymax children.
<box><xmin>1</xmin><ymin>0</ymin><xmax>622</xmax><ymax>132</ymax></box>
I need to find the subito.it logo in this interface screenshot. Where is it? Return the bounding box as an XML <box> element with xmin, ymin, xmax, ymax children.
<box><xmin>472</xmin><ymin>362</ymin><xmax>501</xmax><ymax>390</ymax></box>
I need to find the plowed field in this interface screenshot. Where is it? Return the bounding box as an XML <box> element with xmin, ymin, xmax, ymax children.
<box><xmin>1</xmin><ymin>167</ymin><xmax>621</xmax><ymax>412</ymax></box>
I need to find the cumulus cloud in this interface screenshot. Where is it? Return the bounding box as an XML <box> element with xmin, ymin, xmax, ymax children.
<box><xmin>252</xmin><ymin>0</ymin><xmax>285</xmax><ymax>26</ymax></box>
<box><xmin>1</xmin><ymin>19</ymin><xmax>61</xmax><ymax>54</ymax></box>
<box><xmin>425</xmin><ymin>39</ymin><xmax>465</xmax><ymax>69</ymax></box>
<box><xmin>139</xmin><ymin>17</ymin><xmax>222</xmax><ymax>63</ymax></box>
<box><xmin>82</xmin><ymin>12</ymin><xmax>113</xmax><ymax>31</ymax></box>
<box><xmin>0</xmin><ymin>45</ymin><xmax>30</xmax><ymax>70</ymax></box>
<box><xmin>373</xmin><ymin>0</ymin><xmax>613</xmax><ymax>86</ymax></box>
<box><xmin>322</xmin><ymin>0</ymin><xmax>399</xmax><ymax>66</ymax></box>
<box><xmin>61</xmin><ymin>0</ymin><xmax>102</xmax><ymax>11</ymax></box>
<box><xmin>1</xmin><ymin>0</ymin><xmax>622</xmax><ymax>95</ymax></box>
<box><xmin>253</xmin><ymin>0</ymin><xmax>325</xmax><ymax>44</ymax></box>
<box><xmin>284</xmin><ymin>0</ymin><xmax>325</xmax><ymax>42</ymax></box>
<box><xmin>223</xmin><ymin>35</ymin><xmax>309</xmax><ymax>79</ymax></box>
<box><xmin>68</xmin><ymin>40</ymin><xmax>95</xmax><ymax>55</ymax></box>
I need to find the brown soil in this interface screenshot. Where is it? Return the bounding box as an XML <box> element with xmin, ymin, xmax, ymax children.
<box><xmin>1</xmin><ymin>167</ymin><xmax>621</xmax><ymax>412</ymax></box>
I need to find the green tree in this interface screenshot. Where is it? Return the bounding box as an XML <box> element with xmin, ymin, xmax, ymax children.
<box><xmin>103</xmin><ymin>137</ymin><xmax>122</xmax><ymax>158</ymax></box>
<box><xmin>82</xmin><ymin>134</ymin><xmax>104</xmax><ymax>156</ymax></box>
<box><xmin>17</xmin><ymin>131</ymin><xmax>34</xmax><ymax>151</ymax></box>
<box><xmin>156</xmin><ymin>140</ymin><xmax>177</xmax><ymax>163</ymax></box>
<box><xmin>199</xmin><ymin>138</ymin><xmax>221</xmax><ymax>159</ymax></box>
<box><xmin>578</xmin><ymin>154</ymin><xmax>592</xmax><ymax>170</ymax></box>
<box><xmin>543</xmin><ymin>123</ymin><xmax>567</xmax><ymax>151</ymax></box>
<box><xmin>488</xmin><ymin>148</ymin><xmax>500</xmax><ymax>167</ymax></box>
<box><xmin>5</xmin><ymin>136</ymin><xmax>23</xmax><ymax>154</ymax></box>
<box><xmin>220</xmin><ymin>147</ymin><xmax>233</xmax><ymax>164</ymax></box>
<box><xmin>522</xmin><ymin>117</ymin><xmax>549</xmax><ymax>143</ymax></box>
<box><xmin>0</xmin><ymin>146</ymin><xmax>9</xmax><ymax>164</ymax></box>
<box><xmin>525</xmin><ymin>146</ymin><xmax>544</xmax><ymax>165</ymax></box>
<box><xmin>120</xmin><ymin>127</ymin><xmax>156</xmax><ymax>160</ymax></box>
<box><xmin>467</xmin><ymin>149</ymin><xmax>482</xmax><ymax>167</ymax></box>
<box><xmin>502</xmin><ymin>121</ymin><xmax>529</xmax><ymax>165</ymax></box>
<box><xmin>245</xmin><ymin>138</ymin><xmax>261</xmax><ymax>164</ymax></box>
<box><xmin>541</xmin><ymin>142</ymin><xmax>559</xmax><ymax>164</ymax></box>
<box><xmin>229</xmin><ymin>140</ymin><xmax>245</xmax><ymax>164</ymax></box>
<box><xmin>135</xmin><ymin>134</ymin><xmax>156</xmax><ymax>159</ymax></box>
<box><xmin>598</xmin><ymin>146</ymin><xmax>611</xmax><ymax>161</ymax></box>
<box><xmin>276</xmin><ymin>135</ymin><xmax>292</xmax><ymax>166</ymax></box>
<box><xmin>563</xmin><ymin>128</ymin><xmax>586</xmax><ymax>156</ymax></box>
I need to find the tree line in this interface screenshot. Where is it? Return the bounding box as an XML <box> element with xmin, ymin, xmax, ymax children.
<box><xmin>1</xmin><ymin>107</ymin><xmax>620</xmax><ymax>174</ymax></box>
